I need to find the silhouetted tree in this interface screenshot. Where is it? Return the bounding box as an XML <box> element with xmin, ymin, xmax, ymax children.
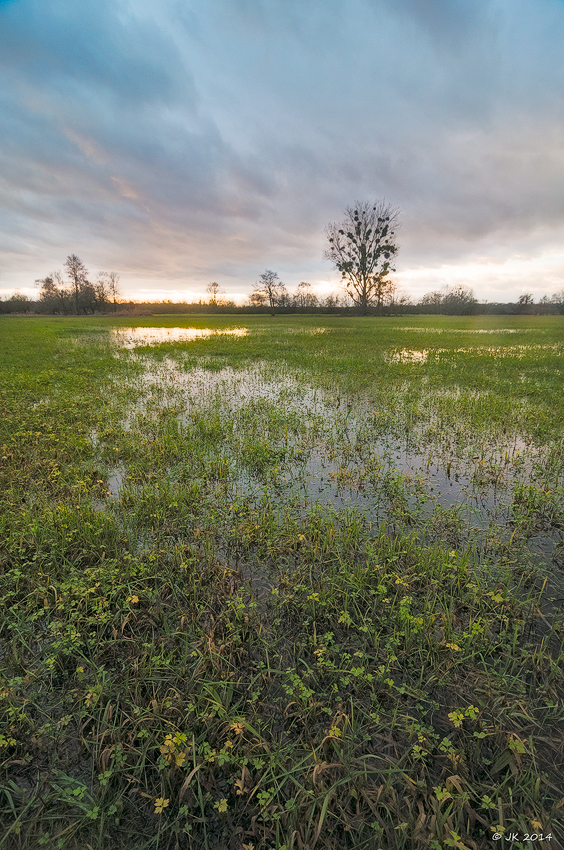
<box><xmin>36</xmin><ymin>261</ymin><xmax>119</xmax><ymax>313</ymax></box>
<box><xmin>275</xmin><ymin>284</ymin><xmax>291</xmax><ymax>308</ymax></box>
<box><xmin>36</xmin><ymin>272</ymin><xmax>71</xmax><ymax>313</ymax></box>
<box><xmin>324</xmin><ymin>200</ymin><xmax>400</xmax><ymax>314</ymax></box>
<box><xmin>206</xmin><ymin>281</ymin><xmax>224</xmax><ymax>306</ymax></box>
<box><xmin>0</xmin><ymin>292</ymin><xmax>33</xmax><ymax>313</ymax></box>
<box><xmin>442</xmin><ymin>284</ymin><xmax>477</xmax><ymax>315</ymax></box>
<box><xmin>419</xmin><ymin>285</ymin><xmax>477</xmax><ymax>315</ymax></box>
<box><xmin>550</xmin><ymin>289</ymin><xmax>564</xmax><ymax>314</ymax></box>
<box><xmin>517</xmin><ymin>293</ymin><xmax>535</xmax><ymax>314</ymax></box>
<box><xmin>322</xmin><ymin>291</ymin><xmax>351</xmax><ymax>311</ymax></box>
<box><xmin>420</xmin><ymin>290</ymin><xmax>444</xmax><ymax>313</ymax></box>
<box><xmin>294</xmin><ymin>281</ymin><xmax>319</xmax><ymax>309</ymax></box>
<box><xmin>64</xmin><ymin>254</ymin><xmax>89</xmax><ymax>313</ymax></box>
<box><xmin>384</xmin><ymin>281</ymin><xmax>411</xmax><ymax>313</ymax></box>
<box><xmin>321</xmin><ymin>293</ymin><xmax>340</xmax><ymax>311</ymax></box>
<box><xmin>98</xmin><ymin>271</ymin><xmax>121</xmax><ymax>310</ymax></box>
<box><xmin>252</xmin><ymin>270</ymin><xmax>285</xmax><ymax>315</ymax></box>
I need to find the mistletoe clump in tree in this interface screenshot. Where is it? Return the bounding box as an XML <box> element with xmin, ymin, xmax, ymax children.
<box><xmin>324</xmin><ymin>200</ymin><xmax>400</xmax><ymax>314</ymax></box>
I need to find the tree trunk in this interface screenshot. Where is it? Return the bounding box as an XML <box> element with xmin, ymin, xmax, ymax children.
<box><xmin>361</xmin><ymin>274</ymin><xmax>368</xmax><ymax>315</ymax></box>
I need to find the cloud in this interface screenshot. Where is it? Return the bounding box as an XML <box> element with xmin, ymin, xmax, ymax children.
<box><xmin>1</xmin><ymin>0</ymin><xmax>564</xmax><ymax>300</ymax></box>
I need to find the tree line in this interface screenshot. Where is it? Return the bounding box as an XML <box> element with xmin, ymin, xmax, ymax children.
<box><xmin>244</xmin><ymin>277</ymin><xmax>564</xmax><ymax>316</ymax></box>
<box><xmin>5</xmin><ymin>285</ymin><xmax>564</xmax><ymax>316</ymax></box>
<box><xmin>3</xmin><ymin>201</ymin><xmax>564</xmax><ymax>315</ymax></box>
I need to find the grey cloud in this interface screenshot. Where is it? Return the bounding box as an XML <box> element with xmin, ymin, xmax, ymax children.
<box><xmin>380</xmin><ymin>0</ymin><xmax>489</xmax><ymax>45</ymax></box>
<box><xmin>2</xmin><ymin>0</ymin><xmax>564</xmax><ymax>299</ymax></box>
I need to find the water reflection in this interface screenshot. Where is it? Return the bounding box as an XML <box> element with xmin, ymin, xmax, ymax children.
<box><xmin>107</xmin><ymin>464</ymin><xmax>126</xmax><ymax>497</ymax></box>
<box><xmin>91</xmin><ymin>357</ymin><xmax>563</xmax><ymax>574</ymax></box>
<box><xmin>83</xmin><ymin>346</ymin><xmax>564</xmax><ymax>596</ymax></box>
<box><xmin>111</xmin><ymin>326</ymin><xmax>248</xmax><ymax>347</ymax></box>
<box><xmin>386</xmin><ymin>349</ymin><xmax>429</xmax><ymax>363</ymax></box>
<box><xmin>386</xmin><ymin>343</ymin><xmax>563</xmax><ymax>363</ymax></box>
<box><xmin>397</xmin><ymin>327</ymin><xmax>532</xmax><ymax>334</ymax></box>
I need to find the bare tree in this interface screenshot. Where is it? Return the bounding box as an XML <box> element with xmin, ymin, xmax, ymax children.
<box><xmin>98</xmin><ymin>271</ymin><xmax>121</xmax><ymax>309</ymax></box>
<box><xmin>36</xmin><ymin>259</ymin><xmax>121</xmax><ymax>313</ymax></box>
<box><xmin>419</xmin><ymin>290</ymin><xmax>444</xmax><ymax>313</ymax></box>
<box><xmin>252</xmin><ymin>269</ymin><xmax>284</xmax><ymax>315</ymax></box>
<box><xmin>517</xmin><ymin>293</ymin><xmax>535</xmax><ymax>314</ymax></box>
<box><xmin>420</xmin><ymin>290</ymin><xmax>443</xmax><ymax>305</ymax></box>
<box><xmin>276</xmin><ymin>283</ymin><xmax>291</xmax><ymax>307</ymax></box>
<box><xmin>383</xmin><ymin>280</ymin><xmax>411</xmax><ymax>313</ymax></box>
<box><xmin>64</xmin><ymin>254</ymin><xmax>89</xmax><ymax>313</ymax></box>
<box><xmin>36</xmin><ymin>271</ymin><xmax>71</xmax><ymax>313</ymax></box>
<box><xmin>206</xmin><ymin>281</ymin><xmax>224</xmax><ymax>306</ymax></box>
<box><xmin>324</xmin><ymin>200</ymin><xmax>400</xmax><ymax>314</ymax></box>
<box><xmin>550</xmin><ymin>289</ymin><xmax>564</xmax><ymax>314</ymax></box>
<box><xmin>386</xmin><ymin>280</ymin><xmax>412</xmax><ymax>313</ymax></box>
<box><xmin>419</xmin><ymin>285</ymin><xmax>476</xmax><ymax>315</ymax></box>
<box><xmin>95</xmin><ymin>273</ymin><xmax>110</xmax><ymax>308</ymax></box>
<box><xmin>294</xmin><ymin>281</ymin><xmax>319</xmax><ymax>309</ymax></box>
<box><xmin>322</xmin><ymin>292</ymin><xmax>340</xmax><ymax>311</ymax></box>
<box><xmin>442</xmin><ymin>284</ymin><xmax>477</xmax><ymax>315</ymax></box>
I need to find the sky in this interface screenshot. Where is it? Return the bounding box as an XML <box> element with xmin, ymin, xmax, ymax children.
<box><xmin>2</xmin><ymin>0</ymin><xmax>564</xmax><ymax>304</ymax></box>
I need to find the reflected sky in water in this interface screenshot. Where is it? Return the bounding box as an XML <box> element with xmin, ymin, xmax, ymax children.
<box><xmin>111</xmin><ymin>327</ymin><xmax>248</xmax><ymax>347</ymax></box>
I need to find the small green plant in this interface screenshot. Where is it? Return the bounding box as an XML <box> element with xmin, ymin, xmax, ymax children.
<box><xmin>448</xmin><ymin>705</ymin><xmax>480</xmax><ymax>728</ymax></box>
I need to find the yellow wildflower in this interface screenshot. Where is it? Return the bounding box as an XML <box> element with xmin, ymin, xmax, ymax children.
<box><xmin>154</xmin><ymin>797</ymin><xmax>169</xmax><ymax>814</ymax></box>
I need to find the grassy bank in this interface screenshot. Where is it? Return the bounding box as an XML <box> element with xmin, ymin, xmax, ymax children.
<box><xmin>1</xmin><ymin>315</ymin><xmax>563</xmax><ymax>849</ymax></box>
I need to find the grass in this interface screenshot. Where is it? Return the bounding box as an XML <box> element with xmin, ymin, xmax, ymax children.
<box><xmin>0</xmin><ymin>313</ymin><xmax>563</xmax><ymax>849</ymax></box>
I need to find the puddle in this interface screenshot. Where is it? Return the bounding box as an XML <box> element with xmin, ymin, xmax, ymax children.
<box><xmin>396</xmin><ymin>327</ymin><xmax>534</xmax><ymax>334</ymax></box>
<box><xmin>122</xmin><ymin>359</ymin><xmax>349</xmax><ymax>422</ymax></box>
<box><xmin>465</xmin><ymin>343</ymin><xmax>563</xmax><ymax>358</ymax></box>
<box><xmin>110</xmin><ymin>326</ymin><xmax>248</xmax><ymax>347</ymax></box>
<box><xmin>386</xmin><ymin>349</ymin><xmax>430</xmax><ymax>363</ymax></box>
<box><xmin>107</xmin><ymin>464</ymin><xmax>126</xmax><ymax>498</ymax></box>
<box><xmin>385</xmin><ymin>343</ymin><xmax>563</xmax><ymax>364</ymax></box>
<box><xmin>276</xmin><ymin>327</ymin><xmax>328</xmax><ymax>335</ymax></box>
<box><xmin>90</xmin><ymin>357</ymin><xmax>563</xmax><ymax>579</ymax></box>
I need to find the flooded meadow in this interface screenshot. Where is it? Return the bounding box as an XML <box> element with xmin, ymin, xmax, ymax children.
<box><xmin>1</xmin><ymin>315</ymin><xmax>563</xmax><ymax>849</ymax></box>
<box><xmin>100</xmin><ymin>352</ymin><xmax>562</xmax><ymax>591</ymax></box>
